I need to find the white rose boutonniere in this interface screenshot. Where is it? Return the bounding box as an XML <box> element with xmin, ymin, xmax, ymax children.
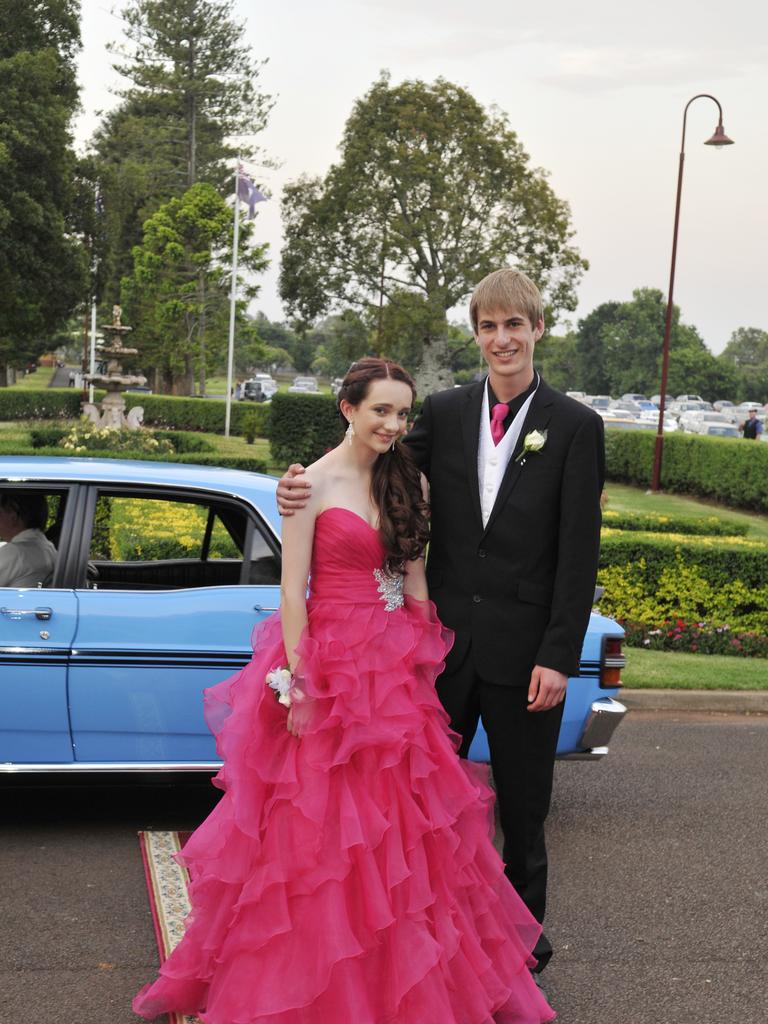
<box><xmin>266</xmin><ymin>666</ymin><xmax>294</xmax><ymax>707</ymax></box>
<box><xmin>515</xmin><ymin>428</ymin><xmax>548</xmax><ymax>463</ymax></box>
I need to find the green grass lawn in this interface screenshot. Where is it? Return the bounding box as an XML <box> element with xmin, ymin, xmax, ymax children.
<box><xmin>622</xmin><ymin>646</ymin><xmax>768</xmax><ymax>690</ymax></box>
<box><xmin>6</xmin><ymin>369</ymin><xmax>57</xmax><ymax>390</ymax></box>
<box><xmin>195</xmin><ymin>431</ymin><xmax>273</xmax><ymax>469</ymax></box>
<box><xmin>604</xmin><ymin>481</ymin><xmax>768</xmax><ymax>541</ymax></box>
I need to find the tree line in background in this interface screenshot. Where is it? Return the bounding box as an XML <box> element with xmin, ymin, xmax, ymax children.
<box><xmin>1</xmin><ymin>0</ymin><xmax>766</xmax><ymax>402</ymax></box>
<box><xmin>538</xmin><ymin>290</ymin><xmax>768</xmax><ymax>403</ymax></box>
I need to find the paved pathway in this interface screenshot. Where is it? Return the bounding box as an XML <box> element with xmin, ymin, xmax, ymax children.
<box><xmin>2</xmin><ymin>709</ymin><xmax>766</xmax><ymax>1024</ymax></box>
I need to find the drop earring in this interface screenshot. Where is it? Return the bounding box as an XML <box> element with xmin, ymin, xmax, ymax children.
<box><xmin>346</xmin><ymin>420</ymin><xmax>355</xmax><ymax>446</ymax></box>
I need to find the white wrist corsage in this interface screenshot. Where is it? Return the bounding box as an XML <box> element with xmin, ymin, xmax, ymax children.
<box><xmin>515</xmin><ymin>428</ymin><xmax>548</xmax><ymax>463</ymax></box>
<box><xmin>266</xmin><ymin>666</ymin><xmax>294</xmax><ymax>707</ymax></box>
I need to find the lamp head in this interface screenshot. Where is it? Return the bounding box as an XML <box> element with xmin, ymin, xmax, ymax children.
<box><xmin>704</xmin><ymin>122</ymin><xmax>734</xmax><ymax>147</ymax></box>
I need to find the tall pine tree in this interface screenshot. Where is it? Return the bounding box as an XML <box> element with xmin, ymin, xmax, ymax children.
<box><xmin>0</xmin><ymin>0</ymin><xmax>86</xmax><ymax>383</ymax></box>
<box><xmin>93</xmin><ymin>0</ymin><xmax>273</xmax><ymax>391</ymax></box>
<box><xmin>94</xmin><ymin>0</ymin><xmax>272</xmax><ymax>296</ymax></box>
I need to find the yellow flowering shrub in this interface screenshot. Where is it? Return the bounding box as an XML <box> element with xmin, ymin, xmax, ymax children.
<box><xmin>99</xmin><ymin>498</ymin><xmax>240</xmax><ymax>561</ymax></box>
<box><xmin>598</xmin><ymin>555</ymin><xmax>768</xmax><ymax>635</ymax></box>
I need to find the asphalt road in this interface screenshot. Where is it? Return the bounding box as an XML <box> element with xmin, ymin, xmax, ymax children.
<box><xmin>2</xmin><ymin>710</ymin><xmax>766</xmax><ymax>1024</ymax></box>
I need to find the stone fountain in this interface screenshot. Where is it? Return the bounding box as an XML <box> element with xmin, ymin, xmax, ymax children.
<box><xmin>82</xmin><ymin>305</ymin><xmax>146</xmax><ymax>429</ymax></box>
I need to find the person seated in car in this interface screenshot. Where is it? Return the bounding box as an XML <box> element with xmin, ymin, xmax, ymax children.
<box><xmin>0</xmin><ymin>491</ymin><xmax>57</xmax><ymax>588</ymax></box>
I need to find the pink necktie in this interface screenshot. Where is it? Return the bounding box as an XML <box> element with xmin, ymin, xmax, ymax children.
<box><xmin>490</xmin><ymin>402</ymin><xmax>509</xmax><ymax>445</ymax></box>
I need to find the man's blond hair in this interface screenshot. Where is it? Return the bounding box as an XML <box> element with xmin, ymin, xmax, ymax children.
<box><xmin>469</xmin><ymin>268</ymin><xmax>544</xmax><ymax>333</ymax></box>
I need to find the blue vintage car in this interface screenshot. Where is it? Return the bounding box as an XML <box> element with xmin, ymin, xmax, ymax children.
<box><xmin>0</xmin><ymin>457</ymin><xmax>626</xmax><ymax>772</ymax></box>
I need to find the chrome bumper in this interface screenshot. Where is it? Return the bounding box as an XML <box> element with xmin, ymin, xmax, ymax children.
<box><xmin>559</xmin><ymin>697</ymin><xmax>628</xmax><ymax>761</ymax></box>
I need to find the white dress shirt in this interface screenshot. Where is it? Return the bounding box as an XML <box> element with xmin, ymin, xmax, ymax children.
<box><xmin>477</xmin><ymin>378</ymin><xmax>539</xmax><ymax>527</ymax></box>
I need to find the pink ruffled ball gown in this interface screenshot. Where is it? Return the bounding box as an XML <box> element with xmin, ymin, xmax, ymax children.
<box><xmin>133</xmin><ymin>507</ymin><xmax>555</xmax><ymax>1023</ymax></box>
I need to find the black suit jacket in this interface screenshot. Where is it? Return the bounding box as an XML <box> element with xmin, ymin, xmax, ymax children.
<box><xmin>404</xmin><ymin>377</ymin><xmax>605</xmax><ymax>686</ymax></box>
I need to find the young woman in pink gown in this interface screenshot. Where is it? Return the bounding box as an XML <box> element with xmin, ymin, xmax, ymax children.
<box><xmin>133</xmin><ymin>358</ymin><xmax>555</xmax><ymax>1023</ymax></box>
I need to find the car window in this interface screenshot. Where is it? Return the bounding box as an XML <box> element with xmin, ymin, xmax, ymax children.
<box><xmin>85</xmin><ymin>491</ymin><xmax>280</xmax><ymax>591</ymax></box>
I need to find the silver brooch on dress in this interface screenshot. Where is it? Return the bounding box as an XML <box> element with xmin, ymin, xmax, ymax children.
<box><xmin>373</xmin><ymin>567</ymin><xmax>404</xmax><ymax>611</ymax></box>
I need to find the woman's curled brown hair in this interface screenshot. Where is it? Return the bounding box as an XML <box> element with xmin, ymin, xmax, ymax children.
<box><xmin>338</xmin><ymin>358</ymin><xmax>429</xmax><ymax>575</ymax></box>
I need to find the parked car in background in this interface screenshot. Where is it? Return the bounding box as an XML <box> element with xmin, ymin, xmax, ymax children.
<box><xmin>668</xmin><ymin>400</ymin><xmax>708</xmax><ymax>419</ymax></box>
<box><xmin>633</xmin><ymin>400</ymin><xmax>663</xmax><ymax>426</ymax></box>
<box><xmin>713</xmin><ymin>400</ymin><xmax>735</xmax><ymax>413</ymax></box>
<box><xmin>650</xmin><ymin>394</ymin><xmax>674</xmax><ymax>408</ymax></box>
<box><xmin>0</xmin><ymin>457</ymin><xmax>627</xmax><ymax>770</ymax></box>
<box><xmin>684</xmin><ymin>411</ymin><xmax>738</xmax><ymax>434</ymax></box>
<box><xmin>621</xmin><ymin>393</ymin><xmax>648</xmax><ymax>403</ymax></box>
<box><xmin>586</xmin><ymin>395</ymin><xmax>611</xmax><ymax>411</ymax></box>
<box><xmin>608</xmin><ymin>399</ymin><xmax>642</xmax><ymax>417</ymax></box>
<box><xmin>679</xmin><ymin>410</ymin><xmax>729</xmax><ymax>433</ymax></box>
<box><xmin>242</xmin><ymin>379</ymin><xmax>269</xmax><ymax>402</ymax></box>
<box><xmin>250</xmin><ymin>373</ymin><xmax>278</xmax><ymax>398</ymax></box>
<box><xmin>735</xmin><ymin>401</ymin><xmax>764</xmax><ymax>417</ymax></box>
<box><xmin>288</xmin><ymin>376</ymin><xmax>320</xmax><ymax>394</ymax></box>
<box><xmin>675</xmin><ymin>393</ymin><xmax>704</xmax><ymax>403</ymax></box>
<box><xmin>599</xmin><ymin>415</ymin><xmax>654</xmax><ymax>431</ymax></box>
<box><xmin>701</xmin><ymin>423</ymin><xmax>740</xmax><ymax>438</ymax></box>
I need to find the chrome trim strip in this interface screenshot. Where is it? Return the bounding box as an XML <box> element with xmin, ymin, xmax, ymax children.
<box><xmin>0</xmin><ymin>647</ymin><xmax>68</xmax><ymax>657</ymax></box>
<box><xmin>0</xmin><ymin>761</ymin><xmax>222</xmax><ymax>774</ymax></box>
<box><xmin>68</xmin><ymin>652</ymin><xmax>250</xmax><ymax>669</ymax></box>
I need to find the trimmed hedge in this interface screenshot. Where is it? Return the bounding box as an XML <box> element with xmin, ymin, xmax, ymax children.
<box><xmin>0</xmin><ymin>388</ymin><xmax>271</xmax><ymax>439</ymax></box>
<box><xmin>0</xmin><ymin>389</ymin><xmax>85</xmax><ymax>420</ymax></box>
<box><xmin>122</xmin><ymin>393</ymin><xmax>271</xmax><ymax>436</ymax></box>
<box><xmin>268</xmin><ymin>391</ymin><xmax>341</xmax><ymax>466</ymax></box>
<box><xmin>604</xmin><ymin>428</ymin><xmax>768</xmax><ymax>512</ymax></box>
<box><xmin>601</xmin><ymin>509</ymin><xmax>748</xmax><ymax>537</ymax></box>
<box><xmin>266</xmin><ymin>391</ymin><xmax>426</xmax><ymax>466</ymax></box>
<box><xmin>599</xmin><ymin>531</ymin><xmax>768</xmax><ymax>589</ymax></box>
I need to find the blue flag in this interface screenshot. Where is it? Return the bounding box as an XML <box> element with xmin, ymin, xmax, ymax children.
<box><xmin>237</xmin><ymin>167</ymin><xmax>267</xmax><ymax>218</ymax></box>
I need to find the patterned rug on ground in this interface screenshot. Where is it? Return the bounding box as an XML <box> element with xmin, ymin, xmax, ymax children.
<box><xmin>137</xmin><ymin>830</ymin><xmax>197</xmax><ymax>1024</ymax></box>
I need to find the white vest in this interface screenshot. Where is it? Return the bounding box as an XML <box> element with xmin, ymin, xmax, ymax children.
<box><xmin>477</xmin><ymin>377</ymin><xmax>539</xmax><ymax>527</ymax></box>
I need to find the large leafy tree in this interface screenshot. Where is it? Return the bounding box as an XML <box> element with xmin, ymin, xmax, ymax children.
<box><xmin>719</xmin><ymin>327</ymin><xmax>768</xmax><ymax>402</ymax></box>
<box><xmin>572</xmin><ymin>288</ymin><xmax>736</xmax><ymax>400</ymax></box>
<box><xmin>0</xmin><ymin>0</ymin><xmax>87</xmax><ymax>383</ymax></box>
<box><xmin>308</xmin><ymin>311</ymin><xmax>371</xmax><ymax>379</ymax></box>
<box><xmin>280</xmin><ymin>73</ymin><xmax>587</xmax><ymax>393</ymax></box>
<box><xmin>535</xmin><ymin>333</ymin><xmax>582</xmax><ymax>393</ymax></box>
<box><xmin>121</xmin><ymin>182</ymin><xmax>267</xmax><ymax>394</ymax></box>
<box><xmin>93</xmin><ymin>0</ymin><xmax>273</xmax><ymax>312</ymax></box>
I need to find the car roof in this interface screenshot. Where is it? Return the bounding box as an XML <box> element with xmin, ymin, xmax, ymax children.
<box><xmin>0</xmin><ymin>456</ymin><xmax>281</xmax><ymax>532</ymax></box>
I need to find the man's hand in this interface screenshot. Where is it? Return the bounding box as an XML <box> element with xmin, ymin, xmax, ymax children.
<box><xmin>527</xmin><ymin>666</ymin><xmax>568</xmax><ymax>712</ymax></box>
<box><xmin>276</xmin><ymin>463</ymin><xmax>310</xmax><ymax>516</ymax></box>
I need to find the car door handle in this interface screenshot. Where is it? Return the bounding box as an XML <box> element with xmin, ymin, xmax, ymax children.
<box><xmin>0</xmin><ymin>606</ymin><xmax>53</xmax><ymax>621</ymax></box>
<box><xmin>253</xmin><ymin>604</ymin><xmax>279</xmax><ymax>613</ymax></box>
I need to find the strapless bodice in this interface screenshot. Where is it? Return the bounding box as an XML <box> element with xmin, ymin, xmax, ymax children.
<box><xmin>308</xmin><ymin>507</ymin><xmax>403</xmax><ymax>609</ymax></box>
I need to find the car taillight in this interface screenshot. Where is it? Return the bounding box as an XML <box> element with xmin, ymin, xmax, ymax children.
<box><xmin>600</xmin><ymin>635</ymin><xmax>625</xmax><ymax>688</ymax></box>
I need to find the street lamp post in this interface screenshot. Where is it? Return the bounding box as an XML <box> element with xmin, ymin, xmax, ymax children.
<box><xmin>650</xmin><ymin>94</ymin><xmax>734</xmax><ymax>493</ymax></box>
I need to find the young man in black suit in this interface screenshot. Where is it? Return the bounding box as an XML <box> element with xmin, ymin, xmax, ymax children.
<box><xmin>277</xmin><ymin>268</ymin><xmax>604</xmax><ymax>974</ymax></box>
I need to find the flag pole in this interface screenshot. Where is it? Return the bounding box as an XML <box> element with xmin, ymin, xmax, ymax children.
<box><xmin>224</xmin><ymin>160</ymin><xmax>241</xmax><ymax>438</ymax></box>
<box><xmin>89</xmin><ymin>294</ymin><xmax>96</xmax><ymax>404</ymax></box>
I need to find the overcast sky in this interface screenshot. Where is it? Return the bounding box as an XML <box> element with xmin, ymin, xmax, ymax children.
<box><xmin>76</xmin><ymin>0</ymin><xmax>768</xmax><ymax>353</ymax></box>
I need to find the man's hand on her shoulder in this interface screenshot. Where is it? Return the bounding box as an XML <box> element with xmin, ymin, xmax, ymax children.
<box><xmin>527</xmin><ymin>666</ymin><xmax>567</xmax><ymax>712</ymax></box>
<box><xmin>276</xmin><ymin>464</ymin><xmax>311</xmax><ymax>517</ymax></box>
